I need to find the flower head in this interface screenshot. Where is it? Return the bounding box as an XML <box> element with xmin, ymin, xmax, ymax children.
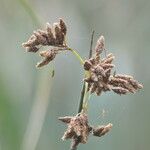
<box><xmin>59</xmin><ymin>113</ymin><xmax>112</xmax><ymax>150</ymax></box>
<box><xmin>83</xmin><ymin>35</ymin><xmax>143</xmax><ymax>95</ymax></box>
<box><xmin>22</xmin><ymin>19</ymin><xmax>67</xmax><ymax>67</ymax></box>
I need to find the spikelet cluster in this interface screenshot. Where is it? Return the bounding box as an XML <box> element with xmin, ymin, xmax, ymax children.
<box><xmin>84</xmin><ymin>35</ymin><xmax>143</xmax><ymax>95</ymax></box>
<box><xmin>22</xmin><ymin>19</ymin><xmax>67</xmax><ymax>67</ymax></box>
<box><xmin>59</xmin><ymin>113</ymin><xmax>112</xmax><ymax>150</ymax></box>
<box><xmin>109</xmin><ymin>74</ymin><xmax>143</xmax><ymax>95</ymax></box>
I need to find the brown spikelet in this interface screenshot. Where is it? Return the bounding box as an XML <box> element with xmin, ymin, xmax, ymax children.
<box><xmin>58</xmin><ymin>116</ymin><xmax>72</xmax><ymax>124</ymax></box>
<box><xmin>90</xmin><ymin>83</ymin><xmax>98</xmax><ymax>94</ymax></box>
<box><xmin>111</xmin><ymin>87</ymin><xmax>129</xmax><ymax>95</ymax></box>
<box><xmin>96</xmin><ymin>87</ymin><xmax>102</xmax><ymax>95</ymax></box>
<box><xmin>92</xmin><ymin>123</ymin><xmax>113</xmax><ymax>137</ymax></box>
<box><xmin>22</xmin><ymin>35</ymin><xmax>39</xmax><ymax>48</ymax></box>
<box><xmin>59</xmin><ymin>18</ymin><xmax>67</xmax><ymax>35</ymax></box>
<box><xmin>26</xmin><ymin>46</ymin><xmax>39</xmax><ymax>53</ymax></box>
<box><xmin>95</xmin><ymin>35</ymin><xmax>105</xmax><ymax>54</ymax></box>
<box><xmin>54</xmin><ymin>23</ymin><xmax>64</xmax><ymax>45</ymax></box>
<box><xmin>36</xmin><ymin>49</ymin><xmax>57</xmax><ymax>68</ymax></box>
<box><xmin>101</xmin><ymin>54</ymin><xmax>115</xmax><ymax>64</ymax></box>
<box><xmin>114</xmin><ymin>74</ymin><xmax>133</xmax><ymax>80</ymax></box>
<box><xmin>33</xmin><ymin>30</ymin><xmax>47</xmax><ymax>45</ymax></box>
<box><xmin>46</xmin><ymin>23</ymin><xmax>55</xmax><ymax>45</ymax></box>
<box><xmin>84</xmin><ymin>60</ymin><xmax>92</xmax><ymax>70</ymax></box>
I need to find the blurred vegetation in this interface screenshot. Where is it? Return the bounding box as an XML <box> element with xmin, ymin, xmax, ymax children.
<box><xmin>0</xmin><ymin>0</ymin><xmax>150</xmax><ymax>150</ymax></box>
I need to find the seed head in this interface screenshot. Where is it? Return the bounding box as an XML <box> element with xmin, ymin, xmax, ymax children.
<box><xmin>59</xmin><ymin>113</ymin><xmax>112</xmax><ymax>150</ymax></box>
<box><xmin>22</xmin><ymin>19</ymin><xmax>68</xmax><ymax>67</ymax></box>
<box><xmin>83</xmin><ymin>35</ymin><xmax>143</xmax><ymax>95</ymax></box>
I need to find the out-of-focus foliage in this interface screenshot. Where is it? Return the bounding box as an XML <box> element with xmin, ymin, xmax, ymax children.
<box><xmin>0</xmin><ymin>0</ymin><xmax>149</xmax><ymax>150</ymax></box>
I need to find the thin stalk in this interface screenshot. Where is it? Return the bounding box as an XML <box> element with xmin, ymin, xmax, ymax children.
<box><xmin>77</xmin><ymin>31</ymin><xmax>95</xmax><ymax>113</ymax></box>
<box><xmin>78</xmin><ymin>82</ymin><xmax>85</xmax><ymax>113</ymax></box>
<box><xmin>68</xmin><ymin>47</ymin><xmax>84</xmax><ymax>65</ymax></box>
<box><xmin>82</xmin><ymin>82</ymin><xmax>89</xmax><ymax>112</ymax></box>
<box><xmin>89</xmin><ymin>31</ymin><xmax>95</xmax><ymax>58</ymax></box>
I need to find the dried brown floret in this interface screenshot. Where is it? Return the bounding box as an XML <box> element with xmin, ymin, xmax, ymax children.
<box><xmin>46</xmin><ymin>23</ymin><xmax>55</xmax><ymax>45</ymax></box>
<box><xmin>33</xmin><ymin>30</ymin><xmax>48</xmax><ymax>45</ymax></box>
<box><xmin>101</xmin><ymin>63</ymin><xmax>115</xmax><ymax>69</ymax></box>
<box><xmin>54</xmin><ymin>23</ymin><xmax>65</xmax><ymax>45</ymax></box>
<box><xmin>111</xmin><ymin>87</ymin><xmax>129</xmax><ymax>95</ymax></box>
<box><xmin>84</xmin><ymin>60</ymin><xmax>92</xmax><ymax>70</ymax></box>
<box><xmin>109</xmin><ymin>76</ymin><xmax>128</xmax><ymax>86</ymax></box>
<box><xmin>129</xmin><ymin>78</ymin><xmax>143</xmax><ymax>89</ymax></box>
<box><xmin>59</xmin><ymin>18</ymin><xmax>67</xmax><ymax>35</ymax></box>
<box><xmin>114</xmin><ymin>74</ymin><xmax>133</xmax><ymax>80</ymax></box>
<box><xmin>95</xmin><ymin>35</ymin><xmax>105</xmax><ymax>55</ymax></box>
<box><xmin>95</xmin><ymin>87</ymin><xmax>102</xmax><ymax>95</ymax></box>
<box><xmin>36</xmin><ymin>49</ymin><xmax>57</xmax><ymax>68</ymax></box>
<box><xmin>90</xmin><ymin>83</ymin><xmax>98</xmax><ymax>94</ymax></box>
<box><xmin>93</xmin><ymin>65</ymin><xmax>106</xmax><ymax>76</ymax></box>
<box><xmin>26</xmin><ymin>46</ymin><xmax>39</xmax><ymax>53</ymax></box>
<box><xmin>59</xmin><ymin>116</ymin><xmax>72</xmax><ymax>124</ymax></box>
<box><xmin>92</xmin><ymin>123</ymin><xmax>113</xmax><ymax>137</ymax></box>
<box><xmin>22</xmin><ymin>35</ymin><xmax>39</xmax><ymax>48</ymax></box>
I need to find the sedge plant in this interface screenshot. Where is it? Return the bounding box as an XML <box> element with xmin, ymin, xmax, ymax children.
<box><xmin>22</xmin><ymin>19</ymin><xmax>143</xmax><ymax>150</ymax></box>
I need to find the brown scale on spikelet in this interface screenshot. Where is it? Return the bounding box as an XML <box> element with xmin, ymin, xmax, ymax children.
<box><xmin>83</xmin><ymin>35</ymin><xmax>143</xmax><ymax>95</ymax></box>
<box><xmin>59</xmin><ymin>113</ymin><xmax>112</xmax><ymax>150</ymax></box>
<box><xmin>22</xmin><ymin>19</ymin><xmax>67</xmax><ymax>67</ymax></box>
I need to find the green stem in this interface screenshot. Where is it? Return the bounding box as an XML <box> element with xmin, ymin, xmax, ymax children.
<box><xmin>68</xmin><ymin>48</ymin><xmax>84</xmax><ymax>65</ymax></box>
<box><xmin>82</xmin><ymin>82</ymin><xmax>89</xmax><ymax>112</ymax></box>
<box><xmin>67</xmin><ymin>47</ymin><xmax>91</xmax><ymax>113</ymax></box>
<box><xmin>77</xmin><ymin>31</ymin><xmax>94</xmax><ymax>113</ymax></box>
<box><xmin>78</xmin><ymin>82</ymin><xmax>85</xmax><ymax>113</ymax></box>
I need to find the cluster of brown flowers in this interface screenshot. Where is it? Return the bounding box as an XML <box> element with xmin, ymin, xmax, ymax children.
<box><xmin>84</xmin><ymin>36</ymin><xmax>143</xmax><ymax>95</ymax></box>
<box><xmin>22</xmin><ymin>19</ymin><xmax>67</xmax><ymax>67</ymax></box>
<box><xmin>59</xmin><ymin>113</ymin><xmax>112</xmax><ymax>150</ymax></box>
<box><xmin>22</xmin><ymin>18</ymin><xmax>143</xmax><ymax>150</ymax></box>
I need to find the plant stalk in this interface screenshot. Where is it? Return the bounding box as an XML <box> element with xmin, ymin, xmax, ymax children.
<box><xmin>68</xmin><ymin>47</ymin><xmax>84</xmax><ymax>65</ymax></box>
<box><xmin>77</xmin><ymin>31</ymin><xmax>95</xmax><ymax>113</ymax></box>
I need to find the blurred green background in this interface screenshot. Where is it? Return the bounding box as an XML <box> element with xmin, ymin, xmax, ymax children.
<box><xmin>0</xmin><ymin>0</ymin><xmax>149</xmax><ymax>150</ymax></box>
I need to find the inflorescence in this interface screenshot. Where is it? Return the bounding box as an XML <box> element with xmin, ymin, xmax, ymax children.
<box><xmin>59</xmin><ymin>113</ymin><xmax>112</xmax><ymax>150</ymax></box>
<box><xmin>22</xmin><ymin>19</ymin><xmax>67</xmax><ymax>67</ymax></box>
<box><xmin>84</xmin><ymin>36</ymin><xmax>143</xmax><ymax>95</ymax></box>
<box><xmin>22</xmin><ymin>18</ymin><xmax>143</xmax><ymax>150</ymax></box>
